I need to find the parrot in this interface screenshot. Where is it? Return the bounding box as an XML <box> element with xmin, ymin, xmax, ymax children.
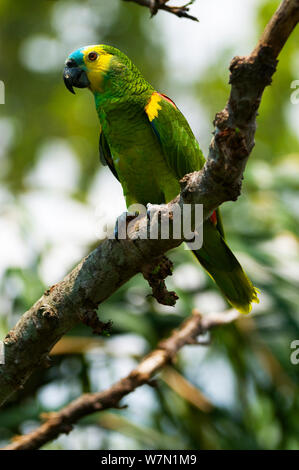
<box><xmin>63</xmin><ymin>44</ymin><xmax>259</xmax><ymax>314</ymax></box>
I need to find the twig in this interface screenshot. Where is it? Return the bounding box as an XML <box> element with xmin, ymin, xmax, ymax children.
<box><xmin>122</xmin><ymin>0</ymin><xmax>199</xmax><ymax>22</ymax></box>
<box><xmin>2</xmin><ymin>309</ymin><xmax>238</xmax><ymax>450</ymax></box>
<box><xmin>142</xmin><ymin>256</ymin><xmax>179</xmax><ymax>305</ymax></box>
<box><xmin>0</xmin><ymin>0</ymin><xmax>298</xmax><ymax>408</ymax></box>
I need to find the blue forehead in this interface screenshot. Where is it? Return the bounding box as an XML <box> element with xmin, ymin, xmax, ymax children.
<box><xmin>68</xmin><ymin>48</ymin><xmax>85</xmax><ymax>64</ymax></box>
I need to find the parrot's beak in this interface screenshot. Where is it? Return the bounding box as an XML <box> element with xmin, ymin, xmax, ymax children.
<box><xmin>63</xmin><ymin>59</ymin><xmax>90</xmax><ymax>94</ymax></box>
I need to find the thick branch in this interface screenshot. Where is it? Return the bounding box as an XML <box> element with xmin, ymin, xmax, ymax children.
<box><xmin>122</xmin><ymin>0</ymin><xmax>199</xmax><ymax>22</ymax></box>
<box><xmin>0</xmin><ymin>0</ymin><xmax>298</xmax><ymax>407</ymax></box>
<box><xmin>2</xmin><ymin>310</ymin><xmax>238</xmax><ymax>450</ymax></box>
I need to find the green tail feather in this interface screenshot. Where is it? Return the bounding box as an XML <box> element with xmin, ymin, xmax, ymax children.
<box><xmin>192</xmin><ymin>221</ymin><xmax>259</xmax><ymax>314</ymax></box>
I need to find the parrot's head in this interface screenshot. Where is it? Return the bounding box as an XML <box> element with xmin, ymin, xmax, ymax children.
<box><xmin>63</xmin><ymin>44</ymin><xmax>148</xmax><ymax>99</ymax></box>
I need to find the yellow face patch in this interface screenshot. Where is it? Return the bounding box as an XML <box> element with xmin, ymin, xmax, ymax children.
<box><xmin>145</xmin><ymin>92</ymin><xmax>162</xmax><ymax>121</ymax></box>
<box><xmin>82</xmin><ymin>45</ymin><xmax>113</xmax><ymax>92</ymax></box>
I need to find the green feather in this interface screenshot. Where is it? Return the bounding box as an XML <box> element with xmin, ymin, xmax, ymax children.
<box><xmin>149</xmin><ymin>97</ymin><xmax>205</xmax><ymax>180</ymax></box>
<box><xmin>192</xmin><ymin>221</ymin><xmax>259</xmax><ymax>314</ymax></box>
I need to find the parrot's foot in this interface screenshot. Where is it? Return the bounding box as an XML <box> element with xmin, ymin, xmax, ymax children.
<box><xmin>114</xmin><ymin>211</ymin><xmax>139</xmax><ymax>240</ymax></box>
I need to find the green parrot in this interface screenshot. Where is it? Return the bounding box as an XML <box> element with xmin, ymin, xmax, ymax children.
<box><xmin>63</xmin><ymin>44</ymin><xmax>259</xmax><ymax>314</ymax></box>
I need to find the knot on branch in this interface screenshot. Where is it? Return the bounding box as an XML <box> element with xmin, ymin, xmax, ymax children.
<box><xmin>4</xmin><ymin>331</ymin><xmax>18</xmax><ymax>346</ymax></box>
<box><xmin>39</xmin><ymin>305</ymin><xmax>58</xmax><ymax>320</ymax></box>
<box><xmin>215</xmin><ymin>127</ymin><xmax>248</xmax><ymax>160</ymax></box>
<box><xmin>213</xmin><ymin>108</ymin><xmax>229</xmax><ymax>131</ymax></box>
<box><xmin>36</xmin><ymin>304</ymin><xmax>59</xmax><ymax>326</ymax></box>
<box><xmin>228</xmin><ymin>51</ymin><xmax>277</xmax><ymax>126</ymax></box>
<box><xmin>179</xmin><ymin>171</ymin><xmax>202</xmax><ymax>203</ymax></box>
<box><xmin>202</xmin><ymin>128</ymin><xmax>248</xmax><ymax>202</ymax></box>
<box><xmin>229</xmin><ymin>51</ymin><xmax>277</xmax><ymax>88</ymax></box>
<box><xmin>142</xmin><ymin>256</ymin><xmax>179</xmax><ymax>306</ymax></box>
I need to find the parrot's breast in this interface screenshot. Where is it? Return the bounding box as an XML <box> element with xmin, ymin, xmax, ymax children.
<box><xmin>101</xmin><ymin>106</ymin><xmax>180</xmax><ymax>207</ymax></box>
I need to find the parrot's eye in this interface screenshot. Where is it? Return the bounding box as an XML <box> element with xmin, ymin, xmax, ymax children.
<box><xmin>88</xmin><ymin>52</ymin><xmax>98</xmax><ymax>62</ymax></box>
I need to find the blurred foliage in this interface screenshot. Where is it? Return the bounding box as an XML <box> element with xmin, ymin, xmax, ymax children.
<box><xmin>0</xmin><ymin>0</ymin><xmax>299</xmax><ymax>450</ymax></box>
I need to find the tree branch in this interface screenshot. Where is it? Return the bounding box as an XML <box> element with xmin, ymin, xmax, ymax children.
<box><xmin>2</xmin><ymin>309</ymin><xmax>238</xmax><ymax>450</ymax></box>
<box><xmin>122</xmin><ymin>0</ymin><xmax>199</xmax><ymax>22</ymax></box>
<box><xmin>0</xmin><ymin>0</ymin><xmax>298</xmax><ymax>407</ymax></box>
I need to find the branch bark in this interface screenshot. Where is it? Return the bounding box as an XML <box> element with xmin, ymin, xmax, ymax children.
<box><xmin>0</xmin><ymin>0</ymin><xmax>298</xmax><ymax>407</ymax></box>
<box><xmin>2</xmin><ymin>309</ymin><xmax>238</xmax><ymax>450</ymax></box>
<box><xmin>122</xmin><ymin>0</ymin><xmax>199</xmax><ymax>22</ymax></box>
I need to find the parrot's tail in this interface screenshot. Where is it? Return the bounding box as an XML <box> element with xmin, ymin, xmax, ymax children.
<box><xmin>192</xmin><ymin>221</ymin><xmax>259</xmax><ymax>314</ymax></box>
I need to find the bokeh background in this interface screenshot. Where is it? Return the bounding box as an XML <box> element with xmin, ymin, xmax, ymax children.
<box><xmin>0</xmin><ymin>0</ymin><xmax>299</xmax><ymax>450</ymax></box>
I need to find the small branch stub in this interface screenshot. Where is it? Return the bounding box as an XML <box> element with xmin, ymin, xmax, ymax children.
<box><xmin>123</xmin><ymin>0</ymin><xmax>199</xmax><ymax>21</ymax></box>
<box><xmin>142</xmin><ymin>256</ymin><xmax>179</xmax><ymax>306</ymax></box>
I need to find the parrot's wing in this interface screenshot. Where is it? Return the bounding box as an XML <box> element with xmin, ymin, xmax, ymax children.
<box><xmin>144</xmin><ymin>93</ymin><xmax>258</xmax><ymax>314</ymax></box>
<box><xmin>145</xmin><ymin>92</ymin><xmax>205</xmax><ymax>180</ymax></box>
<box><xmin>145</xmin><ymin>93</ymin><xmax>224</xmax><ymax>238</ymax></box>
<box><xmin>99</xmin><ymin>128</ymin><xmax>119</xmax><ymax>181</ymax></box>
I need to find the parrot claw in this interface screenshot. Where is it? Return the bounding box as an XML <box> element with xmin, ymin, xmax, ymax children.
<box><xmin>114</xmin><ymin>211</ymin><xmax>139</xmax><ymax>240</ymax></box>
